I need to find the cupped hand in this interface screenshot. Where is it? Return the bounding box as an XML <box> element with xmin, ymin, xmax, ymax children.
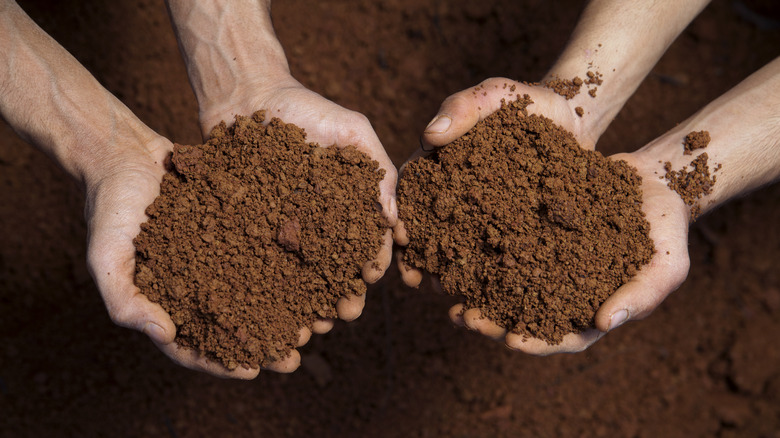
<box><xmin>198</xmin><ymin>76</ymin><xmax>397</xmax><ymax>322</ymax></box>
<box><xmin>438</xmin><ymin>150</ymin><xmax>692</xmax><ymax>355</ymax></box>
<box><xmin>85</xmin><ymin>133</ymin><xmax>306</xmax><ymax>377</ymax></box>
<box><xmin>395</xmin><ymin>77</ymin><xmax>589</xmax><ymax>287</ymax></box>
<box><xmin>396</xmin><ymin>77</ymin><xmax>691</xmax><ymax>354</ymax></box>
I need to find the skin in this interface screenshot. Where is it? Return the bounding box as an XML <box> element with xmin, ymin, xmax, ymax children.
<box><xmin>397</xmin><ymin>0</ymin><xmax>780</xmax><ymax>355</ymax></box>
<box><xmin>166</xmin><ymin>0</ymin><xmax>399</xmax><ymax>375</ymax></box>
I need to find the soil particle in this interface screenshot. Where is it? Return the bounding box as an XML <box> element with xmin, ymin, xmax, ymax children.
<box><xmin>575</xmin><ymin>106</ymin><xmax>584</xmax><ymax>117</ymax></box>
<box><xmin>133</xmin><ymin>111</ymin><xmax>386</xmax><ymax>369</ymax></box>
<box><xmin>399</xmin><ymin>96</ymin><xmax>655</xmax><ymax>343</ymax></box>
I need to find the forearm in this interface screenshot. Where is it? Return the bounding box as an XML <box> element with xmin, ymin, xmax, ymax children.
<box><xmin>165</xmin><ymin>0</ymin><xmax>291</xmax><ymax>121</ymax></box>
<box><xmin>636</xmin><ymin>57</ymin><xmax>780</xmax><ymax>216</ymax></box>
<box><xmin>0</xmin><ymin>1</ymin><xmax>157</xmax><ymax>185</ymax></box>
<box><xmin>547</xmin><ymin>0</ymin><xmax>712</xmax><ymax>140</ymax></box>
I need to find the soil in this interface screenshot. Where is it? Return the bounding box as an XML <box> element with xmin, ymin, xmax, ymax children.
<box><xmin>664</xmin><ymin>131</ymin><xmax>718</xmax><ymax>220</ymax></box>
<box><xmin>398</xmin><ymin>96</ymin><xmax>654</xmax><ymax>343</ymax></box>
<box><xmin>2</xmin><ymin>0</ymin><xmax>780</xmax><ymax>437</ymax></box>
<box><xmin>134</xmin><ymin>112</ymin><xmax>385</xmax><ymax>369</ymax></box>
<box><xmin>684</xmin><ymin>130</ymin><xmax>712</xmax><ymax>154</ymax></box>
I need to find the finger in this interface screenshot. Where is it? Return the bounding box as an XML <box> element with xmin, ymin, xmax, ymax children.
<box><xmin>362</xmin><ymin>229</ymin><xmax>393</xmax><ymax>284</ymax></box>
<box><xmin>462</xmin><ymin>308</ymin><xmax>507</xmax><ymax>341</ymax></box>
<box><xmin>348</xmin><ymin>116</ymin><xmax>399</xmax><ymax>228</ymax></box>
<box><xmin>448</xmin><ymin>303</ymin><xmax>466</xmax><ymax>327</ymax></box>
<box><xmin>393</xmin><ymin>220</ymin><xmax>410</xmax><ymax>246</ymax></box>
<box><xmin>262</xmin><ymin>349</ymin><xmax>302</xmax><ymax>374</ymax></box>
<box><xmin>595</xmin><ymin>185</ymin><xmax>691</xmax><ymax>332</ymax></box>
<box><xmin>595</xmin><ymin>244</ymin><xmax>690</xmax><ymax>333</ymax></box>
<box><xmin>297</xmin><ymin>327</ymin><xmax>312</xmax><ymax>347</ymax></box>
<box><xmin>312</xmin><ymin>318</ymin><xmax>334</xmax><ymax>334</ymax></box>
<box><xmin>505</xmin><ymin>329</ymin><xmax>604</xmax><ymax>356</ymax></box>
<box><xmin>88</xmin><ymin>236</ymin><xmax>176</xmax><ymax>345</ymax></box>
<box><xmin>423</xmin><ymin>77</ymin><xmax>518</xmax><ymax>148</ymax></box>
<box><xmin>395</xmin><ymin>249</ymin><xmax>423</xmax><ymax>288</ymax></box>
<box><xmin>336</xmin><ymin>293</ymin><xmax>366</xmax><ymax>322</ymax></box>
<box><xmin>154</xmin><ymin>341</ymin><xmax>261</xmax><ymax>379</ymax></box>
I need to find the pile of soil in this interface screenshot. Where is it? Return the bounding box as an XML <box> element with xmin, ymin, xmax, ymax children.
<box><xmin>134</xmin><ymin>111</ymin><xmax>386</xmax><ymax>369</ymax></box>
<box><xmin>398</xmin><ymin>96</ymin><xmax>655</xmax><ymax>343</ymax></box>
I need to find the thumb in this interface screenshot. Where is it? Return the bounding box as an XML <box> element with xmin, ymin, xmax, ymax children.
<box><xmin>423</xmin><ymin>77</ymin><xmax>522</xmax><ymax>147</ymax></box>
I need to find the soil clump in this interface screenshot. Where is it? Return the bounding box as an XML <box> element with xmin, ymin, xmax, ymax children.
<box><xmin>134</xmin><ymin>111</ymin><xmax>386</xmax><ymax>369</ymax></box>
<box><xmin>399</xmin><ymin>96</ymin><xmax>655</xmax><ymax>343</ymax></box>
<box><xmin>664</xmin><ymin>130</ymin><xmax>718</xmax><ymax>220</ymax></box>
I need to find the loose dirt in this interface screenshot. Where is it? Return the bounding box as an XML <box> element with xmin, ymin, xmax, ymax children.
<box><xmin>399</xmin><ymin>96</ymin><xmax>655</xmax><ymax>343</ymax></box>
<box><xmin>134</xmin><ymin>111</ymin><xmax>386</xmax><ymax>369</ymax></box>
<box><xmin>664</xmin><ymin>130</ymin><xmax>718</xmax><ymax>220</ymax></box>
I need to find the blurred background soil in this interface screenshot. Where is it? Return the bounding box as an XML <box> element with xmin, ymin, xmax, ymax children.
<box><xmin>1</xmin><ymin>0</ymin><xmax>779</xmax><ymax>436</ymax></box>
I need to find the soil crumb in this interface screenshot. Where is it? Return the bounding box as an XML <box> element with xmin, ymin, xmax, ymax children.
<box><xmin>399</xmin><ymin>96</ymin><xmax>655</xmax><ymax>343</ymax></box>
<box><xmin>544</xmin><ymin>70</ymin><xmax>602</xmax><ymax>100</ymax></box>
<box><xmin>575</xmin><ymin>106</ymin><xmax>584</xmax><ymax>117</ymax></box>
<box><xmin>664</xmin><ymin>131</ymin><xmax>718</xmax><ymax>221</ymax></box>
<box><xmin>134</xmin><ymin>111</ymin><xmax>386</xmax><ymax>370</ymax></box>
<box><xmin>543</xmin><ymin>75</ymin><xmax>582</xmax><ymax>99</ymax></box>
<box><xmin>684</xmin><ymin>130</ymin><xmax>711</xmax><ymax>155</ymax></box>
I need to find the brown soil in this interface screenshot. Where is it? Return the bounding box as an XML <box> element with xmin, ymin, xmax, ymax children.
<box><xmin>399</xmin><ymin>96</ymin><xmax>654</xmax><ymax>342</ymax></box>
<box><xmin>134</xmin><ymin>112</ymin><xmax>386</xmax><ymax>369</ymax></box>
<box><xmin>543</xmin><ymin>75</ymin><xmax>583</xmax><ymax>99</ymax></box>
<box><xmin>2</xmin><ymin>1</ymin><xmax>780</xmax><ymax>437</ymax></box>
<box><xmin>684</xmin><ymin>130</ymin><xmax>712</xmax><ymax>154</ymax></box>
<box><xmin>664</xmin><ymin>131</ymin><xmax>718</xmax><ymax>220</ymax></box>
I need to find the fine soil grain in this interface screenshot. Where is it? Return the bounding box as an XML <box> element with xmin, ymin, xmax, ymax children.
<box><xmin>134</xmin><ymin>111</ymin><xmax>386</xmax><ymax>369</ymax></box>
<box><xmin>399</xmin><ymin>96</ymin><xmax>655</xmax><ymax>343</ymax></box>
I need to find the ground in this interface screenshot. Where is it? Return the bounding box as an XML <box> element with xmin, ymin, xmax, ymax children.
<box><xmin>1</xmin><ymin>0</ymin><xmax>779</xmax><ymax>437</ymax></box>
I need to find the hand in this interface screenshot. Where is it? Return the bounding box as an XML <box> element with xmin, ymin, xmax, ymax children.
<box><xmin>84</xmin><ymin>131</ymin><xmax>310</xmax><ymax>377</ymax></box>
<box><xmin>395</xmin><ymin>77</ymin><xmax>590</xmax><ymax>288</ymax></box>
<box><xmin>198</xmin><ymin>75</ymin><xmax>398</xmax><ymax>325</ymax></box>
<box><xmin>395</xmin><ymin>77</ymin><xmax>692</xmax><ymax>354</ymax></box>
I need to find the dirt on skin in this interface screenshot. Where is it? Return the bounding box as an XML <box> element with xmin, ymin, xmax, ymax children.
<box><xmin>684</xmin><ymin>130</ymin><xmax>712</xmax><ymax>154</ymax></box>
<box><xmin>399</xmin><ymin>96</ymin><xmax>655</xmax><ymax>343</ymax></box>
<box><xmin>133</xmin><ymin>111</ymin><xmax>386</xmax><ymax>369</ymax></box>
<box><xmin>664</xmin><ymin>130</ymin><xmax>718</xmax><ymax>220</ymax></box>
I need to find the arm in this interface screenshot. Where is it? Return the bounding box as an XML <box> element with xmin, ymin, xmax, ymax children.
<box><xmin>548</xmin><ymin>0</ymin><xmax>712</xmax><ymax>146</ymax></box>
<box><xmin>166</xmin><ymin>0</ymin><xmax>398</xmax><ymax>321</ymax></box>
<box><xmin>0</xmin><ymin>0</ymin><xmax>274</xmax><ymax>378</ymax></box>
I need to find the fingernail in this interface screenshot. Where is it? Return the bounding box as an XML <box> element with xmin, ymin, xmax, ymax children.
<box><xmin>143</xmin><ymin>322</ymin><xmax>166</xmax><ymax>343</ymax></box>
<box><xmin>608</xmin><ymin>309</ymin><xmax>629</xmax><ymax>331</ymax></box>
<box><xmin>424</xmin><ymin>115</ymin><xmax>452</xmax><ymax>134</ymax></box>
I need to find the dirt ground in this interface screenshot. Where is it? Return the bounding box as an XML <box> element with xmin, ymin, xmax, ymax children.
<box><xmin>1</xmin><ymin>0</ymin><xmax>779</xmax><ymax>436</ymax></box>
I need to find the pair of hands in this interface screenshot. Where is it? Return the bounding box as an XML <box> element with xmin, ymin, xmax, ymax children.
<box><xmin>90</xmin><ymin>74</ymin><xmax>691</xmax><ymax>380</ymax></box>
<box><xmin>395</xmin><ymin>78</ymin><xmax>692</xmax><ymax>354</ymax></box>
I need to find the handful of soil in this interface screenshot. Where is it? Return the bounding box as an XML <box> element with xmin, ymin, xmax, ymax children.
<box><xmin>399</xmin><ymin>96</ymin><xmax>655</xmax><ymax>343</ymax></box>
<box><xmin>134</xmin><ymin>111</ymin><xmax>386</xmax><ymax>370</ymax></box>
